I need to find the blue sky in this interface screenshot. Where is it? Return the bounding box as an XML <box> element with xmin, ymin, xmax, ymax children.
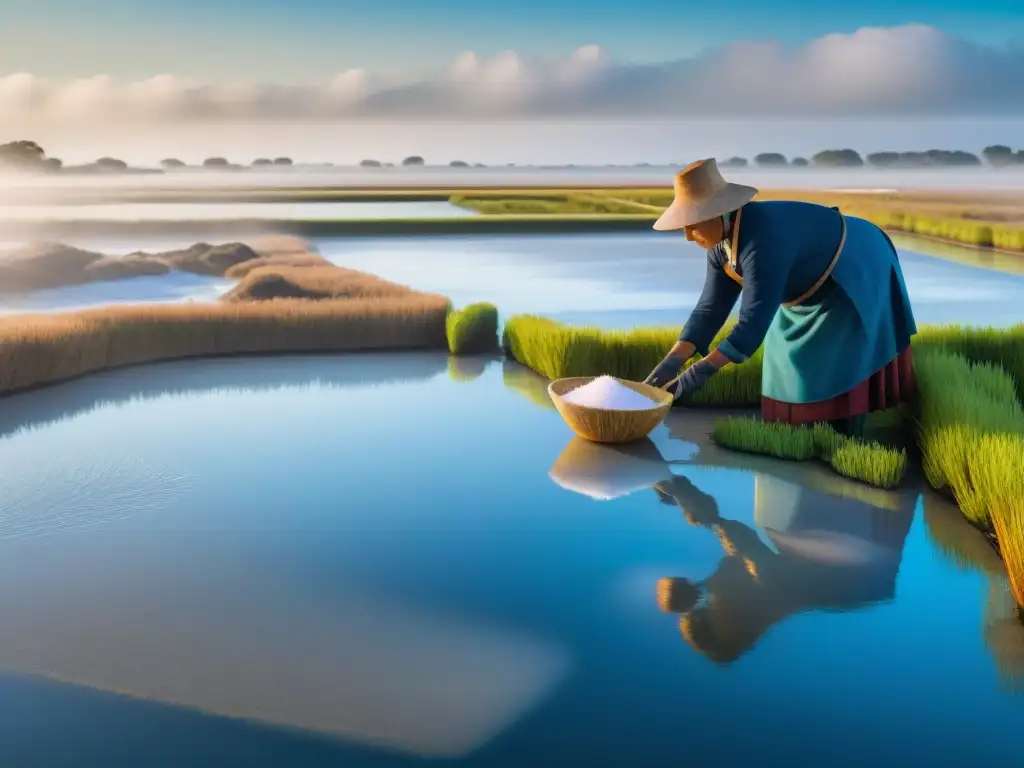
<box><xmin>3</xmin><ymin>0</ymin><xmax>1024</xmax><ymax>82</ymax></box>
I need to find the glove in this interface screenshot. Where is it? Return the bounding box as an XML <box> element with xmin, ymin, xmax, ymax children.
<box><xmin>644</xmin><ymin>356</ymin><xmax>685</xmax><ymax>389</ymax></box>
<box><xmin>666</xmin><ymin>358</ymin><xmax>718</xmax><ymax>403</ymax></box>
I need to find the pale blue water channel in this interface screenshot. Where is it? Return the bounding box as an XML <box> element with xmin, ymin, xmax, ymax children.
<box><xmin>0</xmin><ymin>351</ymin><xmax>1019</xmax><ymax>766</ymax></box>
<box><xmin>313</xmin><ymin>231</ymin><xmax>1024</xmax><ymax>329</ymax></box>
<box><xmin>3</xmin><ymin>230</ymin><xmax>1024</xmax><ymax>325</ymax></box>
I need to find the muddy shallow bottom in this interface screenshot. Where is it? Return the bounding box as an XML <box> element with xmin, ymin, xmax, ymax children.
<box><xmin>0</xmin><ymin>351</ymin><xmax>1019</xmax><ymax>767</ymax></box>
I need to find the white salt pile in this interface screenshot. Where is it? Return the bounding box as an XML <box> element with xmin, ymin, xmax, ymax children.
<box><xmin>560</xmin><ymin>375</ymin><xmax>659</xmax><ymax>411</ymax></box>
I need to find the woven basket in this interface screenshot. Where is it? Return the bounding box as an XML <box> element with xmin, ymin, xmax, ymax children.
<box><xmin>548</xmin><ymin>376</ymin><xmax>673</xmax><ymax>444</ymax></box>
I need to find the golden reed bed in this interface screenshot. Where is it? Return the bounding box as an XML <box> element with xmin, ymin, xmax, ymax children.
<box><xmin>0</xmin><ymin>234</ymin><xmax>452</xmax><ymax>396</ymax></box>
<box><xmin>0</xmin><ymin>296</ymin><xmax>451</xmax><ymax>396</ymax></box>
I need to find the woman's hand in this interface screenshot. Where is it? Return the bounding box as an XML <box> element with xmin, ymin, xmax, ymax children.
<box><xmin>668</xmin><ymin>357</ymin><xmax>719</xmax><ymax>402</ymax></box>
<box><xmin>644</xmin><ymin>356</ymin><xmax>685</xmax><ymax>389</ymax></box>
<box><xmin>644</xmin><ymin>341</ymin><xmax>696</xmax><ymax>388</ymax></box>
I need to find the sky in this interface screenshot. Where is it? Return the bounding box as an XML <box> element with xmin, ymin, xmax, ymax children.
<box><xmin>1</xmin><ymin>0</ymin><xmax>1023</xmax><ymax>164</ymax></box>
<box><xmin>4</xmin><ymin>0</ymin><xmax>1024</xmax><ymax>81</ymax></box>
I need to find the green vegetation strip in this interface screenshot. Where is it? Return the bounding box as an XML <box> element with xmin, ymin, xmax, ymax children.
<box><xmin>455</xmin><ymin>191</ymin><xmax>1024</xmax><ymax>252</ymax></box>
<box><xmin>711</xmin><ymin>416</ymin><xmax>907</xmax><ymax>489</ymax></box>
<box><xmin>447</xmin><ymin>302</ymin><xmax>499</xmax><ymax>354</ymax></box>
<box><xmin>450</xmin><ymin>192</ymin><xmax>659</xmax><ymax>215</ymax></box>
<box><xmin>503</xmin><ymin>315</ymin><xmax>1024</xmax><ymax>608</ymax></box>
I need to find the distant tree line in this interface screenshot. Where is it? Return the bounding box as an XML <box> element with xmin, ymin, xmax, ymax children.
<box><xmin>0</xmin><ymin>140</ymin><xmax>62</xmax><ymax>172</ymax></box>
<box><xmin>6</xmin><ymin>140</ymin><xmax>1024</xmax><ymax>174</ymax></box>
<box><xmin>716</xmin><ymin>146</ymin><xmax>1024</xmax><ymax>169</ymax></box>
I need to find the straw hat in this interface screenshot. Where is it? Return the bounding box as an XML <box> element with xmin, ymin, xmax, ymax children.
<box><xmin>652</xmin><ymin>158</ymin><xmax>758</xmax><ymax>231</ymax></box>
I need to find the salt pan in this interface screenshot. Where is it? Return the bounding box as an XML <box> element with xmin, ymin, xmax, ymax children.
<box><xmin>560</xmin><ymin>375</ymin><xmax>660</xmax><ymax>411</ymax></box>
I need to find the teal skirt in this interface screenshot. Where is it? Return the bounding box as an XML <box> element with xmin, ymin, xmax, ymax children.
<box><xmin>761</xmin><ymin>215</ymin><xmax>917</xmax><ymax>405</ymax></box>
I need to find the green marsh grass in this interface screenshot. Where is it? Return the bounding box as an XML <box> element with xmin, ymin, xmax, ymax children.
<box><xmin>913</xmin><ymin>348</ymin><xmax>1024</xmax><ymax>526</ymax></box>
<box><xmin>968</xmin><ymin>436</ymin><xmax>1024</xmax><ymax>608</ymax></box>
<box><xmin>460</xmin><ymin>188</ymin><xmax>1024</xmax><ymax>252</ymax></box>
<box><xmin>711</xmin><ymin>416</ymin><xmax>908</xmax><ymax>489</ymax></box>
<box><xmin>446</xmin><ymin>302</ymin><xmax>499</xmax><ymax>354</ymax></box>
<box><xmin>451</xmin><ymin>193</ymin><xmax>658</xmax><ymax>215</ymax></box>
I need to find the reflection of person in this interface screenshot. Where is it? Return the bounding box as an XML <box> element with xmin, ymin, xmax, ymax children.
<box><xmin>656</xmin><ymin>472</ymin><xmax>915</xmax><ymax>664</ymax></box>
<box><xmin>643</xmin><ymin>159</ymin><xmax>918</xmax><ymax>437</ymax></box>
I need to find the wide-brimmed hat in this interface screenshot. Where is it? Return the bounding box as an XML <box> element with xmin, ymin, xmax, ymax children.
<box><xmin>653</xmin><ymin>158</ymin><xmax>758</xmax><ymax>231</ymax></box>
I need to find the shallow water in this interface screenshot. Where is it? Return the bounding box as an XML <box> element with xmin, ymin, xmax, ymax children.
<box><xmin>318</xmin><ymin>232</ymin><xmax>1024</xmax><ymax>329</ymax></box>
<box><xmin>1</xmin><ymin>230</ymin><xmax>1021</xmax><ymax>323</ymax></box>
<box><xmin>0</xmin><ymin>201</ymin><xmax>473</xmax><ymax>221</ymax></box>
<box><xmin>0</xmin><ymin>351</ymin><xmax>1019</xmax><ymax>766</ymax></box>
<box><xmin>0</xmin><ymin>271</ymin><xmax>233</xmax><ymax>315</ymax></box>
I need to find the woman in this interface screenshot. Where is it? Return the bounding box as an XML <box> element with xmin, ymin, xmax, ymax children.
<box><xmin>644</xmin><ymin>158</ymin><xmax>918</xmax><ymax>436</ymax></box>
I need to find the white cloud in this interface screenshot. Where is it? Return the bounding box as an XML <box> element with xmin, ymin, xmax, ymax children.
<box><xmin>0</xmin><ymin>24</ymin><xmax>1022</xmax><ymax>126</ymax></box>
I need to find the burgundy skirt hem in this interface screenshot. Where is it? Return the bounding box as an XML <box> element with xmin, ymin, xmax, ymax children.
<box><xmin>761</xmin><ymin>346</ymin><xmax>916</xmax><ymax>425</ymax></box>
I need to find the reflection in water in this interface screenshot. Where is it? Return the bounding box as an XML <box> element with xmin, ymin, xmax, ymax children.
<box><xmin>656</xmin><ymin>472</ymin><xmax>915</xmax><ymax>664</ymax></box>
<box><xmin>923</xmin><ymin>492</ymin><xmax>1024</xmax><ymax>689</ymax></box>
<box><xmin>546</xmin><ymin>422</ymin><xmax>919</xmax><ymax>665</ymax></box>
<box><xmin>986</xmin><ymin>582</ymin><xmax>1024</xmax><ymax>692</ymax></box>
<box><xmin>0</xmin><ymin>350</ymin><xmax>576</xmax><ymax>762</ymax></box>
<box><xmin>0</xmin><ymin>350</ymin><xmax>1021</xmax><ymax>764</ymax></box>
<box><xmin>922</xmin><ymin>491</ymin><xmax>1005</xmax><ymax>577</ymax></box>
<box><xmin>502</xmin><ymin>359</ymin><xmax>556</xmax><ymax>411</ymax></box>
<box><xmin>664</xmin><ymin>410</ymin><xmax>909</xmax><ymax>512</ymax></box>
<box><xmin>666</xmin><ymin>409</ymin><xmax>1024</xmax><ymax>683</ymax></box>
<box><xmin>548</xmin><ymin>437</ymin><xmax>675</xmax><ymax>501</ymax></box>
<box><xmin>447</xmin><ymin>355</ymin><xmax>494</xmax><ymax>383</ymax></box>
<box><xmin>0</xmin><ymin>351</ymin><xmax>449</xmax><ymax>441</ymax></box>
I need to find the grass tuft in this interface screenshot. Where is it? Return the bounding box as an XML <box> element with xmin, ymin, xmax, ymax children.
<box><xmin>712</xmin><ymin>417</ymin><xmax>816</xmax><ymax>461</ymax></box>
<box><xmin>967</xmin><ymin>435</ymin><xmax>1024</xmax><ymax>608</ymax></box>
<box><xmin>711</xmin><ymin>416</ymin><xmax>907</xmax><ymax>489</ymax></box>
<box><xmin>913</xmin><ymin>347</ymin><xmax>1024</xmax><ymax>527</ymax></box>
<box><xmin>446</xmin><ymin>302</ymin><xmax>499</xmax><ymax>354</ymax></box>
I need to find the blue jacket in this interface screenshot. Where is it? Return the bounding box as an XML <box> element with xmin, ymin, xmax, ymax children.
<box><xmin>678</xmin><ymin>200</ymin><xmax>846</xmax><ymax>362</ymax></box>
